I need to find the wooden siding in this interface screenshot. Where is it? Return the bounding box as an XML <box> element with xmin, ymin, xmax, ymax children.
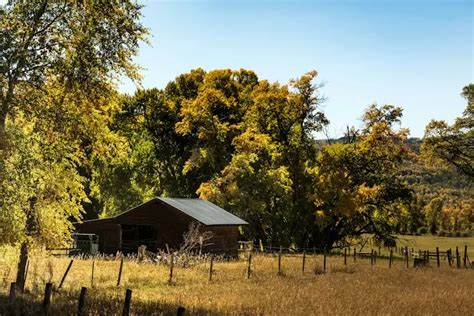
<box><xmin>76</xmin><ymin>220</ymin><xmax>120</xmax><ymax>254</ymax></box>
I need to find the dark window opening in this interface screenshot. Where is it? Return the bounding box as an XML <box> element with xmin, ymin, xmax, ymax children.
<box><xmin>121</xmin><ymin>224</ymin><xmax>157</xmax><ymax>253</ymax></box>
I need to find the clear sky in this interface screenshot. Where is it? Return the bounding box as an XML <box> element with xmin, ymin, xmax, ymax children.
<box><xmin>120</xmin><ymin>0</ymin><xmax>473</xmax><ymax>138</ymax></box>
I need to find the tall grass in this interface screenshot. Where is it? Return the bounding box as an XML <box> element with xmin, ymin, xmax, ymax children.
<box><xmin>1</xmin><ymin>250</ymin><xmax>473</xmax><ymax>315</ymax></box>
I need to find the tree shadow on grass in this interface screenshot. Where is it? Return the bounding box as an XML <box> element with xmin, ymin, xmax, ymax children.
<box><xmin>0</xmin><ymin>288</ymin><xmax>238</xmax><ymax>315</ymax></box>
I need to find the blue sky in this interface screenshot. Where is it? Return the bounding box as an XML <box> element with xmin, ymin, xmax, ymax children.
<box><xmin>120</xmin><ymin>0</ymin><xmax>473</xmax><ymax>138</ymax></box>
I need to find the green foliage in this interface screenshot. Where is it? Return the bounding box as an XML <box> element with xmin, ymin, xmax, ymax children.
<box><xmin>422</xmin><ymin>84</ymin><xmax>474</xmax><ymax>178</ymax></box>
<box><xmin>0</xmin><ymin>1</ymin><xmax>147</xmax><ymax>249</ymax></box>
<box><xmin>417</xmin><ymin>227</ymin><xmax>428</xmax><ymax>235</ymax></box>
<box><xmin>308</xmin><ymin>105</ymin><xmax>412</xmax><ymax>246</ymax></box>
<box><xmin>1</xmin><ymin>113</ymin><xmax>86</xmax><ymax>246</ymax></box>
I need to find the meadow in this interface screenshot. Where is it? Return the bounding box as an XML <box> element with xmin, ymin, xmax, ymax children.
<box><xmin>1</xmin><ymin>240</ymin><xmax>473</xmax><ymax>316</ymax></box>
<box><xmin>395</xmin><ymin>234</ymin><xmax>474</xmax><ymax>257</ymax></box>
<box><xmin>361</xmin><ymin>234</ymin><xmax>474</xmax><ymax>259</ymax></box>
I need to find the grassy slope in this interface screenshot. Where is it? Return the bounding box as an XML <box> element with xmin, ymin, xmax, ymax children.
<box><xmin>1</xmin><ymin>252</ymin><xmax>473</xmax><ymax>315</ymax></box>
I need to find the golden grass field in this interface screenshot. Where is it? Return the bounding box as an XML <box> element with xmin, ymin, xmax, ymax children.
<box><xmin>394</xmin><ymin>234</ymin><xmax>474</xmax><ymax>257</ymax></box>
<box><xmin>1</xmin><ymin>242</ymin><xmax>473</xmax><ymax>315</ymax></box>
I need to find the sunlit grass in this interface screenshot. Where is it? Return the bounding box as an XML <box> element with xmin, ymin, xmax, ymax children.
<box><xmin>1</xmin><ymin>248</ymin><xmax>473</xmax><ymax>315</ymax></box>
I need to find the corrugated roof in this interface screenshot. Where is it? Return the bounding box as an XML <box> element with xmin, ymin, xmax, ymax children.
<box><xmin>157</xmin><ymin>198</ymin><xmax>248</xmax><ymax>226</ymax></box>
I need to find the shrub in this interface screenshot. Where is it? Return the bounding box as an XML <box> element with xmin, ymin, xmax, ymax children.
<box><xmin>454</xmin><ymin>231</ymin><xmax>462</xmax><ymax>237</ymax></box>
<box><xmin>461</xmin><ymin>232</ymin><xmax>471</xmax><ymax>237</ymax></box>
<box><xmin>418</xmin><ymin>227</ymin><xmax>428</xmax><ymax>235</ymax></box>
<box><xmin>438</xmin><ymin>230</ymin><xmax>447</xmax><ymax>237</ymax></box>
<box><xmin>447</xmin><ymin>232</ymin><xmax>454</xmax><ymax>237</ymax></box>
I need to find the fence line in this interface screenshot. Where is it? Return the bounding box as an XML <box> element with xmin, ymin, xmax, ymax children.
<box><xmin>2</xmin><ymin>243</ymin><xmax>472</xmax><ymax>315</ymax></box>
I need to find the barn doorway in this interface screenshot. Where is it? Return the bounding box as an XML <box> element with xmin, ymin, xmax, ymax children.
<box><xmin>120</xmin><ymin>224</ymin><xmax>157</xmax><ymax>253</ymax></box>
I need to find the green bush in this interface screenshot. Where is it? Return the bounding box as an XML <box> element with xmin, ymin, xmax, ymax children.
<box><xmin>455</xmin><ymin>231</ymin><xmax>462</xmax><ymax>237</ymax></box>
<box><xmin>461</xmin><ymin>232</ymin><xmax>471</xmax><ymax>237</ymax></box>
<box><xmin>447</xmin><ymin>232</ymin><xmax>454</xmax><ymax>237</ymax></box>
<box><xmin>438</xmin><ymin>230</ymin><xmax>447</xmax><ymax>237</ymax></box>
<box><xmin>418</xmin><ymin>227</ymin><xmax>429</xmax><ymax>235</ymax></box>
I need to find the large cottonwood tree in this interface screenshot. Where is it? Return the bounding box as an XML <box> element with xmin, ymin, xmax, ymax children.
<box><xmin>308</xmin><ymin>105</ymin><xmax>412</xmax><ymax>247</ymax></box>
<box><xmin>0</xmin><ymin>0</ymin><xmax>147</xmax><ymax>290</ymax></box>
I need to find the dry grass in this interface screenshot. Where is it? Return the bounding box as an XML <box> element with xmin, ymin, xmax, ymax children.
<box><xmin>395</xmin><ymin>235</ymin><xmax>474</xmax><ymax>257</ymax></box>
<box><xmin>1</xmin><ymin>250</ymin><xmax>473</xmax><ymax>315</ymax></box>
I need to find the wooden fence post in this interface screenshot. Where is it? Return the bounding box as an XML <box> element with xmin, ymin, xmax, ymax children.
<box><xmin>344</xmin><ymin>248</ymin><xmax>347</xmax><ymax>265</ymax></box>
<box><xmin>58</xmin><ymin>259</ymin><xmax>74</xmax><ymax>289</ymax></box>
<box><xmin>122</xmin><ymin>289</ymin><xmax>132</xmax><ymax>316</ymax></box>
<box><xmin>447</xmin><ymin>249</ymin><xmax>452</xmax><ymax>267</ymax></box>
<box><xmin>209</xmin><ymin>255</ymin><xmax>214</xmax><ymax>281</ymax></box>
<box><xmin>302</xmin><ymin>251</ymin><xmax>306</xmax><ymax>273</ymax></box>
<box><xmin>91</xmin><ymin>259</ymin><xmax>95</xmax><ymax>288</ymax></box>
<box><xmin>78</xmin><ymin>286</ymin><xmax>87</xmax><ymax>316</ymax></box>
<box><xmin>405</xmin><ymin>246</ymin><xmax>409</xmax><ymax>269</ymax></box>
<box><xmin>464</xmin><ymin>245</ymin><xmax>468</xmax><ymax>268</ymax></box>
<box><xmin>9</xmin><ymin>282</ymin><xmax>16</xmax><ymax>303</ymax></box>
<box><xmin>117</xmin><ymin>257</ymin><xmax>124</xmax><ymax>287</ymax></box>
<box><xmin>43</xmin><ymin>282</ymin><xmax>53</xmax><ymax>315</ymax></box>
<box><xmin>247</xmin><ymin>253</ymin><xmax>252</xmax><ymax>279</ymax></box>
<box><xmin>177</xmin><ymin>306</ymin><xmax>186</xmax><ymax>316</ymax></box>
<box><xmin>278</xmin><ymin>246</ymin><xmax>282</xmax><ymax>275</ymax></box>
<box><xmin>456</xmin><ymin>247</ymin><xmax>460</xmax><ymax>268</ymax></box>
<box><xmin>436</xmin><ymin>247</ymin><xmax>440</xmax><ymax>267</ymax></box>
<box><xmin>353</xmin><ymin>248</ymin><xmax>356</xmax><ymax>262</ymax></box>
<box><xmin>169</xmin><ymin>254</ymin><xmax>174</xmax><ymax>284</ymax></box>
<box><xmin>323</xmin><ymin>250</ymin><xmax>327</xmax><ymax>272</ymax></box>
<box><xmin>22</xmin><ymin>259</ymin><xmax>29</xmax><ymax>291</ymax></box>
<box><xmin>389</xmin><ymin>249</ymin><xmax>393</xmax><ymax>268</ymax></box>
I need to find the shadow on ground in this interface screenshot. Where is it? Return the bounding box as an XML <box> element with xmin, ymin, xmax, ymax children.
<box><xmin>0</xmin><ymin>289</ymin><xmax>225</xmax><ymax>315</ymax></box>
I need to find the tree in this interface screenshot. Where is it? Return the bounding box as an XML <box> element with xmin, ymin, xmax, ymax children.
<box><xmin>0</xmin><ymin>0</ymin><xmax>147</xmax><ymax>290</ymax></box>
<box><xmin>308</xmin><ymin>105</ymin><xmax>412</xmax><ymax>247</ymax></box>
<box><xmin>425</xmin><ymin>197</ymin><xmax>443</xmax><ymax>234</ymax></box>
<box><xmin>197</xmin><ymin>70</ymin><xmax>328</xmax><ymax>246</ymax></box>
<box><xmin>422</xmin><ymin>84</ymin><xmax>474</xmax><ymax>178</ymax></box>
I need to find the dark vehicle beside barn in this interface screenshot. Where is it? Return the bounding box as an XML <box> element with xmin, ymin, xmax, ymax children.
<box><xmin>74</xmin><ymin>198</ymin><xmax>248</xmax><ymax>257</ymax></box>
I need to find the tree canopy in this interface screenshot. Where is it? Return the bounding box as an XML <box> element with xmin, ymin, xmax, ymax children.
<box><xmin>422</xmin><ymin>84</ymin><xmax>474</xmax><ymax>178</ymax></box>
<box><xmin>0</xmin><ymin>0</ymin><xmax>148</xmax><ymax>289</ymax></box>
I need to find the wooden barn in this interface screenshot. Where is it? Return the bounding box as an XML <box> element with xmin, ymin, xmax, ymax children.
<box><xmin>74</xmin><ymin>198</ymin><xmax>248</xmax><ymax>256</ymax></box>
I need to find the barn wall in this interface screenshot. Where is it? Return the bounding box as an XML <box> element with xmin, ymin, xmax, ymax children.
<box><xmin>118</xmin><ymin>200</ymin><xmax>191</xmax><ymax>251</ymax></box>
<box><xmin>202</xmin><ymin>225</ymin><xmax>240</xmax><ymax>257</ymax></box>
<box><xmin>76</xmin><ymin>220</ymin><xmax>120</xmax><ymax>254</ymax></box>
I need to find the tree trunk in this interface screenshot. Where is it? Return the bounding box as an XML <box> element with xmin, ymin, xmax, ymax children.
<box><xmin>16</xmin><ymin>242</ymin><xmax>29</xmax><ymax>291</ymax></box>
<box><xmin>16</xmin><ymin>198</ymin><xmax>37</xmax><ymax>291</ymax></box>
<box><xmin>0</xmin><ymin>110</ymin><xmax>7</xmax><ymax>151</ymax></box>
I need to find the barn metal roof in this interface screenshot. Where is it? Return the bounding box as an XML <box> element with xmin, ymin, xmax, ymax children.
<box><xmin>75</xmin><ymin>198</ymin><xmax>248</xmax><ymax>226</ymax></box>
<box><xmin>157</xmin><ymin>198</ymin><xmax>248</xmax><ymax>226</ymax></box>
